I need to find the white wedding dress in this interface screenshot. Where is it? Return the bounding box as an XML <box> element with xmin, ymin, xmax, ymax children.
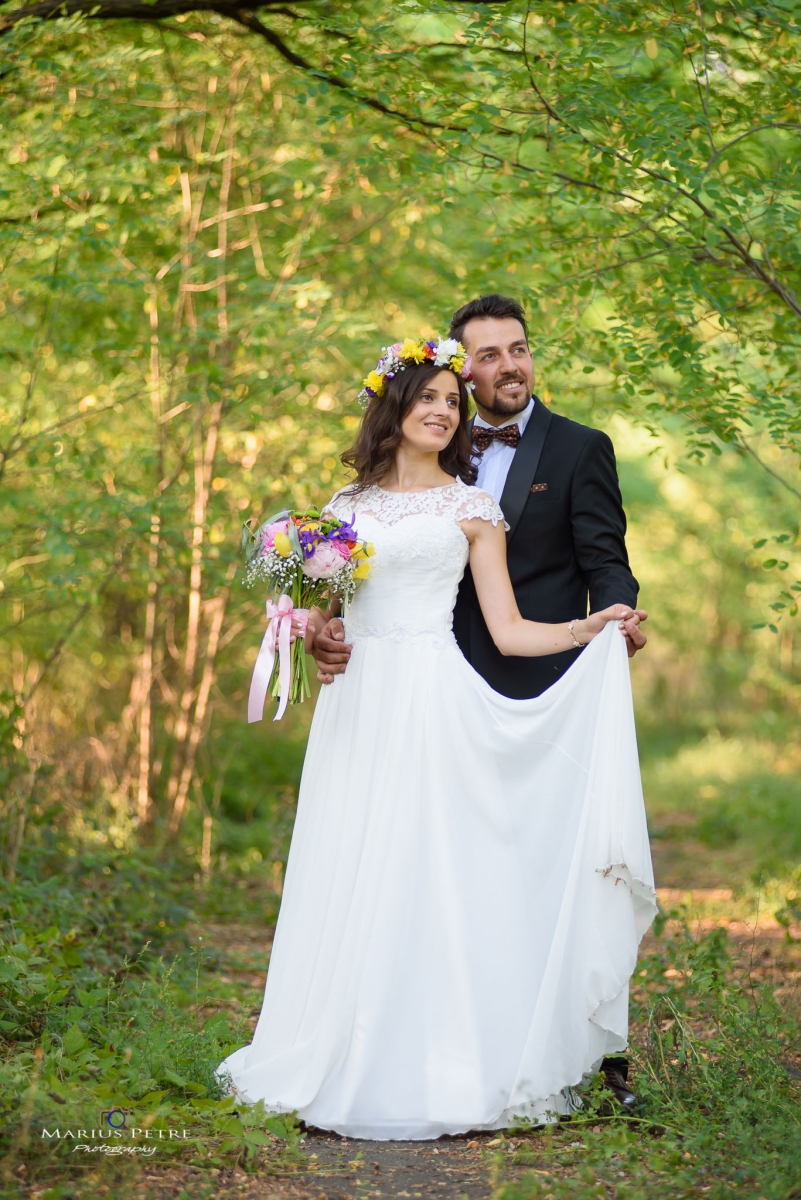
<box><xmin>219</xmin><ymin>479</ymin><xmax>656</xmax><ymax>1140</ymax></box>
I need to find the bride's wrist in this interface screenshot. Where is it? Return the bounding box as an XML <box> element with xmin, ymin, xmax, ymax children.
<box><xmin>567</xmin><ymin>619</ymin><xmax>587</xmax><ymax>648</ymax></box>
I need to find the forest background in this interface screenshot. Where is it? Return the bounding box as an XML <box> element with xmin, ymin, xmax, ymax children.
<box><xmin>1</xmin><ymin>1</ymin><xmax>801</xmax><ymax>1198</ymax></box>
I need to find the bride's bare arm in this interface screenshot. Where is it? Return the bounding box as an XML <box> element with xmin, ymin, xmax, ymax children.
<box><xmin>463</xmin><ymin>516</ymin><xmax>634</xmax><ymax>657</ymax></box>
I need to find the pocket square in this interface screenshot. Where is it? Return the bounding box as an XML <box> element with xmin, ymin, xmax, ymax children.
<box><xmin>530</xmin><ymin>482</ymin><xmax>549</xmax><ymax>493</ymax></box>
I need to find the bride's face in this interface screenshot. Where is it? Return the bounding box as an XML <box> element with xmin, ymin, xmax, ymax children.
<box><xmin>400</xmin><ymin>370</ymin><xmax>461</xmax><ymax>455</ymax></box>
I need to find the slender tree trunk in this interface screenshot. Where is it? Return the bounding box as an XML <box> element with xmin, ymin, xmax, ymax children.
<box><xmin>169</xmin><ymin>581</ymin><xmax>230</xmax><ymax>832</ymax></box>
<box><xmin>136</xmin><ymin>288</ymin><xmax>164</xmax><ymax>824</ymax></box>
<box><xmin>136</xmin><ymin>513</ymin><xmax>160</xmax><ymax>824</ymax></box>
<box><xmin>166</xmin><ymin>115</ymin><xmax>233</xmax><ymax>811</ymax></box>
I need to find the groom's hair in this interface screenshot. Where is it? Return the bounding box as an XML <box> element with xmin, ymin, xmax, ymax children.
<box><xmin>449</xmin><ymin>294</ymin><xmax>528</xmax><ymax>346</ymax></box>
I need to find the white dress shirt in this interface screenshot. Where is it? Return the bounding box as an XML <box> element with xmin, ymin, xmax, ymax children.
<box><xmin>473</xmin><ymin>398</ymin><xmax>535</xmax><ymax>503</ymax></box>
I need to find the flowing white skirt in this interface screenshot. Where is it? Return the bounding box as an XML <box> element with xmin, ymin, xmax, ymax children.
<box><xmin>218</xmin><ymin>622</ymin><xmax>656</xmax><ymax>1140</ymax></box>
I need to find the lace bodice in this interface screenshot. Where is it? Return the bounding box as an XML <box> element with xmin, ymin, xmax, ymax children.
<box><xmin>324</xmin><ymin>478</ymin><xmax>507</xmax><ymax>646</ymax></box>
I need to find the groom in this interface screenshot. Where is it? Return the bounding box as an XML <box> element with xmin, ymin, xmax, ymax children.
<box><xmin>448</xmin><ymin>294</ymin><xmax>647</xmax><ymax>696</ymax></box>
<box><xmin>311</xmin><ymin>293</ymin><xmax>646</xmax><ymax>1108</ymax></box>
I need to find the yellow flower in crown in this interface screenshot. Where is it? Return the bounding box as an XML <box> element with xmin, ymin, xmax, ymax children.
<box><xmin>363</xmin><ymin>369</ymin><xmax>386</xmax><ymax>398</ymax></box>
<box><xmin>400</xmin><ymin>338</ymin><xmax>427</xmax><ymax>364</ymax></box>
<box><xmin>450</xmin><ymin>353</ymin><xmax>466</xmax><ymax>374</ymax></box>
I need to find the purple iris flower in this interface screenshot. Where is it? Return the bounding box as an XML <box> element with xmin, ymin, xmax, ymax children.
<box><xmin>329</xmin><ymin>514</ymin><xmax>358</xmax><ymax>543</ymax></box>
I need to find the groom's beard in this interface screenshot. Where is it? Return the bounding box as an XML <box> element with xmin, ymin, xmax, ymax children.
<box><xmin>480</xmin><ymin>377</ymin><xmax>530</xmax><ymax>418</ymax></box>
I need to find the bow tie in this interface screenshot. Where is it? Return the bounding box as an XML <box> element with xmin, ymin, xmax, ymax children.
<box><xmin>472</xmin><ymin>424</ymin><xmax>520</xmax><ymax>453</ymax></box>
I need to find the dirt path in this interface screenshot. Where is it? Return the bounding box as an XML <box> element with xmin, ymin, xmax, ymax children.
<box><xmin>128</xmin><ymin>1132</ymin><xmax>500</xmax><ymax>1199</ymax></box>
<box><xmin>295</xmin><ymin>1131</ymin><xmax>497</xmax><ymax>1199</ymax></box>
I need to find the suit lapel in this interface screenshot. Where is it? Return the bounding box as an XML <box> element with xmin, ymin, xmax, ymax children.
<box><xmin>499</xmin><ymin>397</ymin><xmax>552</xmax><ymax>544</ymax></box>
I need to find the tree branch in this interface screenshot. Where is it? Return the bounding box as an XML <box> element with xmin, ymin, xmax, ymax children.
<box><xmin>0</xmin><ymin>0</ymin><xmax>476</xmax><ymax>134</ymax></box>
<box><xmin>739</xmin><ymin>439</ymin><xmax>801</xmax><ymax>505</ymax></box>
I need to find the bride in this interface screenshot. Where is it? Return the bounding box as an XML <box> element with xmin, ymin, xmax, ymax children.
<box><xmin>218</xmin><ymin>338</ymin><xmax>656</xmax><ymax>1139</ymax></box>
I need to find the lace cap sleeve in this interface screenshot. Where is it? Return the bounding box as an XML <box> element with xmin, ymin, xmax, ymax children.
<box><xmin>323</xmin><ymin>486</ymin><xmax>357</xmax><ymax>521</ymax></box>
<box><xmin>454</xmin><ymin>486</ymin><xmax>510</xmax><ymax>531</ymax></box>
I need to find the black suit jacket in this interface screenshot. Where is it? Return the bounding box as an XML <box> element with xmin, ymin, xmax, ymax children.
<box><xmin>452</xmin><ymin>398</ymin><xmax>638</xmax><ymax>698</ymax></box>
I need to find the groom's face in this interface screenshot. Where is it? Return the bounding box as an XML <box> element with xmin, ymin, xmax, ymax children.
<box><xmin>461</xmin><ymin>317</ymin><xmax>533</xmax><ymax>422</ymax></box>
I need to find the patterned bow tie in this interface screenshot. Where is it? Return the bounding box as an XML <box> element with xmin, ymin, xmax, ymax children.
<box><xmin>472</xmin><ymin>424</ymin><xmax>520</xmax><ymax>453</ymax></box>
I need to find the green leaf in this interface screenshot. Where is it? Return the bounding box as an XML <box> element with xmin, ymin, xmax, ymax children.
<box><xmin>162</xmin><ymin>1068</ymin><xmax>188</xmax><ymax>1087</ymax></box>
<box><xmin>62</xmin><ymin>1023</ymin><xmax>88</xmax><ymax>1055</ymax></box>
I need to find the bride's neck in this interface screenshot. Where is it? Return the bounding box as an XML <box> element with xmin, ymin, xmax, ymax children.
<box><xmin>380</xmin><ymin>446</ymin><xmax>453</xmax><ymax>493</ymax></box>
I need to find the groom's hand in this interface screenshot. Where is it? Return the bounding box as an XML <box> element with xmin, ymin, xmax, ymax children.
<box><xmin>312</xmin><ymin>617</ymin><xmax>351</xmax><ymax>684</ymax></box>
<box><xmin>621</xmin><ymin>609</ymin><xmax>648</xmax><ymax>658</ymax></box>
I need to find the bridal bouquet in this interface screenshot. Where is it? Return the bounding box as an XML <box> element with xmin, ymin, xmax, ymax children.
<box><xmin>242</xmin><ymin>508</ymin><xmax>374</xmax><ymax>721</ymax></box>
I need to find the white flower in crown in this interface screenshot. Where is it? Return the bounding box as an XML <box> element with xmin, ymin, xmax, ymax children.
<box><xmin>434</xmin><ymin>338</ymin><xmax>460</xmax><ymax>366</ymax></box>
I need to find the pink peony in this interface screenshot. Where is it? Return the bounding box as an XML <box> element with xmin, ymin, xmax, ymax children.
<box><xmin>303</xmin><ymin>540</ymin><xmax>344</xmax><ymax>580</ymax></box>
<box><xmin>259</xmin><ymin>520</ymin><xmax>289</xmax><ymax>550</ymax></box>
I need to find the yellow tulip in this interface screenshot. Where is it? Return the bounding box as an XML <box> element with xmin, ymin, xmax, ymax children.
<box><xmin>364</xmin><ymin>542</ymin><xmax>376</xmax><ymax>557</ymax></box>
<box><xmin>273</xmin><ymin>532</ymin><xmax>292</xmax><ymax>557</ymax></box>
<box><xmin>352</xmin><ymin>560</ymin><xmax>371</xmax><ymax>580</ymax></box>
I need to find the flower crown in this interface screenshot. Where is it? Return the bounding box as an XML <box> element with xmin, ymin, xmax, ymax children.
<box><xmin>358</xmin><ymin>337</ymin><xmax>473</xmax><ymax>407</ymax></box>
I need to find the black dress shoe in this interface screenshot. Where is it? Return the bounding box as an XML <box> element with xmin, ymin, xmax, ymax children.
<box><xmin>601</xmin><ymin>1066</ymin><xmax>638</xmax><ymax>1111</ymax></box>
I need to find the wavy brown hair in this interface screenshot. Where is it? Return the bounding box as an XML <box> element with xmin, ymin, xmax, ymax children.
<box><xmin>341</xmin><ymin>362</ymin><xmax>477</xmax><ymax>495</ymax></box>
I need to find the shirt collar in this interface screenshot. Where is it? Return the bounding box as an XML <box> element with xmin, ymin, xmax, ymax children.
<box><xmin>473</xmin><ymin>396</ymin><xmax>535</xmax><ymax>434</ymax></box>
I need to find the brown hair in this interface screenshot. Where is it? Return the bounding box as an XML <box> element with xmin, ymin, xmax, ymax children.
<box><xmin>341</xmin><ymin>362</ymin><xmax>477</xmax><ymax>494</ymax></box>
<box><xmin>449</xmin><ymin>293</ymin><xmax>528</xmax><ymax>347</ymax></box>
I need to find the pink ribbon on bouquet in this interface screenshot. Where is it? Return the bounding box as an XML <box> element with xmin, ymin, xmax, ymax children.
<box><xmin>248</xmin><ymin>595</ymin><xmax>310</xmax><ymax>723</ymax></box>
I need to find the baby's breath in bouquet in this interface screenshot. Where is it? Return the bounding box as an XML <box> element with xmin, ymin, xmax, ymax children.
<box><xmin>242</xmin><ymin>507</ymin><xmax>374</xmax><ymax>720</ymax></box>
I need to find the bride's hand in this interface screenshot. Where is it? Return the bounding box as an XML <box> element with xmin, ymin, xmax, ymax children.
<box><xmin>287</xmin><ymin>616</ymin><xmax>309</xmax><ymax>644</ymax></box>
<box><xmin>577</xmin><ymin>603</ymin><xmax>637</xmax><ymax>645</ymax></box>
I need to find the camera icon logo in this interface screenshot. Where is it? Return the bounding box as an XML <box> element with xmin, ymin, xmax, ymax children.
<box><xmin>100</xmin><ymin>1108</ymin><xmax>130</xmax><ymax>1130</ymax></box>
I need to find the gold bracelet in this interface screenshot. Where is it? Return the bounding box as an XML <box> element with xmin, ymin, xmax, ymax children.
<box><xmin>567</xmin><ymin>620</ymin><xmax>584</xmax><ymax>649</ymax></box>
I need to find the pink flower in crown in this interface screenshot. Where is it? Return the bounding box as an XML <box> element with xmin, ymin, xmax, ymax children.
<box><xmin>259</xmin><ymin>520</ymin><xmax>289</xmax><ymax>551</ymax></box>
<box><xmin>461</xmin><ymin>355</ymin><xmax>473</xmax><ymax>381</ymax></box>
<box><xmin>303</xmin><ymin>539</ymin><xmax>344</xmax><ymax>580</ymax></box>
